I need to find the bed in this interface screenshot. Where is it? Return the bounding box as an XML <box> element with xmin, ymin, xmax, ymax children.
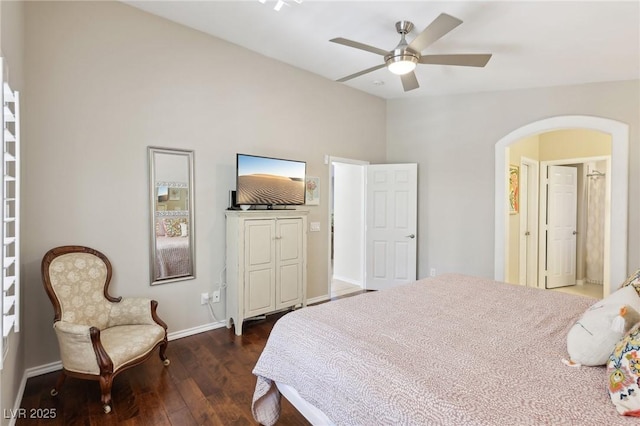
<box><xmin>252</xmin><ymin>274</ymin><xmax>636</xmax><ymax>425</ymax></box>
<box><xmin>154</xmin><ymin>236</ymin><xmax>190</xmax><ymax>278</ymax></box>
<box><xmin>154</xmin><ymin>216</ymin><xmax>191</xmax><ymax>279</ymax></box>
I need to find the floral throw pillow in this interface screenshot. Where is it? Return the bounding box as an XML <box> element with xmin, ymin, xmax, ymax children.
<box><xmin>607</xmin><ymin>323</ymin><xmax>640</xmax><ymax>417</ymax></box>
<box><xmin>163</xmin><ymin>218</ymin><xmax>187</xmax><ymax>237</ymax></box>
<box><xmin>622</xmin><ymin>269</ymin><xmax>640</xmax><ymax>297</ymax></box>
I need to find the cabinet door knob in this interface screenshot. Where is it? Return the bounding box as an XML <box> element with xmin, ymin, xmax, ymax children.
<box><xmin>405</xmin><ymin>234</ymin><xmax>415</xmax><ymax>239</ymax></box>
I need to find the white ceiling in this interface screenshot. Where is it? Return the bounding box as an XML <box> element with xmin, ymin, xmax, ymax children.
<box><xmin>124</xmin><ymin>0</ymin><xmax>640</xmax><ymax>99</ymax></box>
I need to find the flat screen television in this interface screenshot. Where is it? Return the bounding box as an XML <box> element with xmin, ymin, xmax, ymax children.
<box><xmin>236</xmin><ymin>154</ymin><xmax>306</xmax><ymax>207</ymax></box>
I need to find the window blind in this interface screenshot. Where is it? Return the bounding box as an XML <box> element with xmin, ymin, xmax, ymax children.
<box><xmin>1</xmin><ymin>59</ymin><xmax>20</xmax><ymax>368</ymax></box>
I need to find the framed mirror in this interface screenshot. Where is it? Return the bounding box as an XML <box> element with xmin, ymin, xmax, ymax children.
<box><xmin>148</xmin><ymin>147</ymin><xmax>195</xmax><ymax>285</ymax></box>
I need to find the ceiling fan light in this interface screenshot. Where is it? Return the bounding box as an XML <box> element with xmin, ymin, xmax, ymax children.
<box><xmin>388</xmin><ymin>60</ymin><xmax>416</xmax><ymax>75</ymax></box>
<box><xmin>386</xmin><ymin>54</ymin><xmax>418</xmax><ymax>75</ymax></box>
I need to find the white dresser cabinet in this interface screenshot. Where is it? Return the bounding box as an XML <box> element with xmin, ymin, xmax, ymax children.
<box><xmin>226</xmin><ymin>210</ymin><xmax>307</xmax><ymax>335</ymax></box>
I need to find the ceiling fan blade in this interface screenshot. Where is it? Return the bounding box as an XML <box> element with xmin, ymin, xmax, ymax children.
<box><xmin>400</xmin><ymin>71</ymin><xmax>420</xmax><ymax>92</ymax></box>
<box><xmin>419</xmin><ymin>54</ymin><xmax>492</xmax><ymax>67</ymax></box>
<box><xmin>408</xmin><ymin>13</ymin><xmax>463</xmax><ymax>53</ymax></box>
<box><xmin>330</xmin><ymin>37</ymin><xmax>389</xmax><ymax>56</ymax></box>
<box><xmin>336</xmin><ymin>64</ymin><xmax>387</xmax><ymax>82</ymax></box>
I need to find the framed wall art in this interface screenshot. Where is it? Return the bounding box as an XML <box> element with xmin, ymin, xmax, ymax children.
<box><xmin>509</xmin><ymin>165</ymin><xmax>519</xmax><ymax>214</ymax></box>
<box><xmin>305</xmin><ymin>176</ymin><xmax>320</xmax><ymax>205</ymax></box>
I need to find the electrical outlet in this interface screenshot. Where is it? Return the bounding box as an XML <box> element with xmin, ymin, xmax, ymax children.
<box><xmin>430</xmin><ymin>268</ymin><xmax>436</xmax><ymax>277</ymax></box>
<box><xmin>200</xmin><ymin>292</ymin><xmax>209</xmax><ymax>305</ymax></box>
<box><xmin>212</xmin><ymin>290</ymin><xmax>221</xmax><ymax>303</ymax></box>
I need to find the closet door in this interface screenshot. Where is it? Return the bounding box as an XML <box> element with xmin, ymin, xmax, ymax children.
<box><xmin>546</xmin><ymin>165</ymin><xmax>578</xmax><ymax>289</ymax></box>
<box><xmin>244</xmin><ymin>219</ymin><xmax>276</xmax><ymax>316</ymax></box>
<box><xmin>546</xmin><ymin>166</ymin><xmax>578</xmax><ymax>288</ymax></box>
<box><xmin>275</xmin><ymin>218</ymin><xmax>303</xmax><ymax>309</ymax></box>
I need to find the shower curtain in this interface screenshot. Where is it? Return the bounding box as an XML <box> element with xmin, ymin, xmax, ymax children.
<box><xmin>585</xmin><ymin>175</ymin><xmax>605</xmax><ymax>284</ymax></box>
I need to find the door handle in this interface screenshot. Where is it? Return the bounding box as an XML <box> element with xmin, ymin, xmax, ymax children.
<box><xmin>572</xmin><ymin>231</ymin><xmax>577</xmax><ymax>235</ymax></box>
<box><xmin>406</xmin><ymin>234</ymin><xmax>415</xmax><ymax>239</ymax></box>
<box><xmin>525</xmin><ymin>231</ymin><xmax>530</xmax><ymax>236</ymax></box>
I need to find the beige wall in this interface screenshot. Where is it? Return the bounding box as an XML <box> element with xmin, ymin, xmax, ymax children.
<box><xmin>22</xmin><ymin>1</ymin><xmax>386</xmax><ymax>370</ymax></box>
<box><xmin>539</xmin><ymin>129</ymin><xmax>611</xmax><ymax>160</ymax></box>
<box><xmin>0</xmin><ymin>0</ymin><xmax>24</xmax><ymax>422</ymax></box>
<box><xmin>387</xmin><ymin>80</ymin><xmax>640</xmax><ymax>281</ymax></box>
<box><xmin>509</xmin><ymin>135</ymin><xmax>540</xmax><ymax>163</ymax></box>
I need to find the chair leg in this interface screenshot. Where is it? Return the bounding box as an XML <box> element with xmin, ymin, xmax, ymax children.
<box><xmin>159</xmin><ymin>339</ymin><xmax>170</xmax><ymax>366</ymax></box>
<box><xmin>50</xmin><ymin>371</ymin><xmax>66</xmax><ymax>397</ymax></box>
<box><xmin>99</xmin><ymin>374</ymin><xmax>114</xmax><ymax>414</ymax></box>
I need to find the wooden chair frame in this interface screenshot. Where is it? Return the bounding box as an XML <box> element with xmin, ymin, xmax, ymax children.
<box><xmin>41</xmin><ymin>245</ymin><xmax>170</xmax><ymax>413</ymax></box>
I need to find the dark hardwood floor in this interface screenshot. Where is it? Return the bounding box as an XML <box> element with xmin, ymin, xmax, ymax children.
<box><xmin>17</xmin><ymin>311</ymin><xmax>308</xmax><ymax>426</ymax></box>
<box><xmin>17</xmin><ymin>290</ymin><xmax>366</xmax><ymax>426</ymax></box>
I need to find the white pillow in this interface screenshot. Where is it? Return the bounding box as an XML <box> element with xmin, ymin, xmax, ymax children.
<box><xmin>567</xmin><ymin>285</ymin><xmax>640</xmax><ymax>366</ymax></box>
<box><xmin>180</xmin><ymin>222</ymin><xmax>188</xmax><ymax>237</ymax></box>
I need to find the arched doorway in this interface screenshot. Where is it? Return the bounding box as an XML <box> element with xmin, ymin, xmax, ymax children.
<box><xmin>494</xmin><ymin>116</ymin><xmax>629</xmax><ymax>296</ymax></box>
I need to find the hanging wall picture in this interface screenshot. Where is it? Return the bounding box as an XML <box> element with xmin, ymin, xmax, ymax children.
<box><xmin>305</xmin><ymin>176</ymin><xmax>320</xmax><ymax>205</ymax></box>
<box><xmin>509</xmin><ymin>165</ymin><xmax>519</xmax><ymax>214</ymax></box>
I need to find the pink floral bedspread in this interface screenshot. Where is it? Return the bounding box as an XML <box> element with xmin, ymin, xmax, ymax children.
<box><xmin>252</xmin><ymin>274</ymin><xmax>636</xmax><ymax>425</ymax></box>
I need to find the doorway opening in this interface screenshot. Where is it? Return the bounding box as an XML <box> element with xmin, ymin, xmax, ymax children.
<box><xmin>505</xmin><ymin>130</ymin><xmax>611</xmax><ymax>300</ymax></box>
<box><xmin>328</xmin><ymin>157</ymin><xmax>367</xmax><ymax>298</ymax></box>
<box><xmin>327</xmin><ymin>157</ymin><xmax>419</xmax><ymax>297</ymax></box>
<box><xmin>539</xmin><ymin>157</ymin><xmax>610</xmax><ymax>299</ymax></box>
<box><xmin>495</xmin><ymin>116</ymin><xmax>629</xmax><ymax>297</ymax></box>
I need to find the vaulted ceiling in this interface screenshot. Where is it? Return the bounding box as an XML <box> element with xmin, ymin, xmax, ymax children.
<box><xmin>124</xmin><ymin>1</ymin><xmax>640</xmax><ymax>99</ymax></box>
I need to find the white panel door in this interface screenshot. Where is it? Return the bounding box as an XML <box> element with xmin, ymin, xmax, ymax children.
<box><xmin>519</xmin><ymin>161</ymin><xmax>539</xmax><ymax>287</ymax></box>
<box><xmin>365</xmin><ymin>164</ymin><xmax>417</xmax><ymax>290</ymax></box>
<box><xmin>546</xmin><ymin>165</ymin><xmax>578</xmax><ymax>289</ymax></box>
<box><xmin>519</xmin><ymin>163</ymin><xmax>530</xmax><ymax>285</ymax></box>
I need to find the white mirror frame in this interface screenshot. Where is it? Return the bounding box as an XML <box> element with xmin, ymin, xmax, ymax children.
<box><xmin>148</xmin><ymin>146</ymin><xmax>195</xmax><ymax>285</ymax></box>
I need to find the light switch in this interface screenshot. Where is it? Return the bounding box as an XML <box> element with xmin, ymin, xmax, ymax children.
<box><xmin>310</xmin><ymin>222</ymin><xmax>321</xmax><ymax>232</ymax></box>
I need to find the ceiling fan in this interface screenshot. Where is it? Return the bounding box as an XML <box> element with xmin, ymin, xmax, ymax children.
<box><xmin>330</xmin><ymin>13</ymin><xmax>492</xmax><ymax>92</ymax></box>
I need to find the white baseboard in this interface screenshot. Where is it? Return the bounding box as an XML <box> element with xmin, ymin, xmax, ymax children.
<box><xmin>25</xmin><ymin>360</ymin><xmax>63</xmax><ymax>378</ymax></box>
<box><xmin>167</xmin><ymin>320</ymin><xmax>227</xmax><ymax>341</ymax></box>
<box><xmin>332</xmin><ymin>275</ymin><xmax>363</xmax><ymax>287</ymax></box>
<box><xmin>307</xmin><ymin>294</ymin><xmax>330</xmax><ymax>305</ymax></box>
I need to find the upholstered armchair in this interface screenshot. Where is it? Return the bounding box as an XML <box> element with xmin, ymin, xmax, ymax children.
<box><xmin>41</xmin><ymin>245</ymin><xmax>169</xmax><ymax>413</ymax></box>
